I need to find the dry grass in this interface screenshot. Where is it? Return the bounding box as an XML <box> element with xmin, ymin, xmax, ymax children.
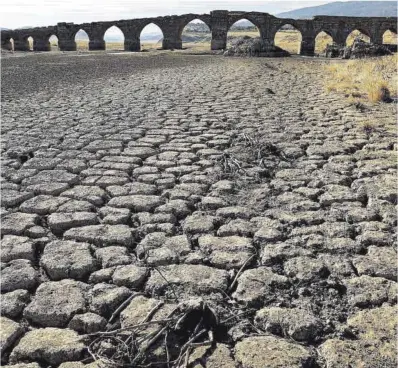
<box><xmin>274</xmin><ymin>30</ymin><xmax>302</xmax><ymax>54</ymax></box>
<box><xmin>384</xmin><ymin>30</ymin><xmax>398</xmax><ymax>44</ymax></box>
<box><xmin>324</xmin><ymin>54</ymin><xmax>398</xmax><ymax>102</ymax></box>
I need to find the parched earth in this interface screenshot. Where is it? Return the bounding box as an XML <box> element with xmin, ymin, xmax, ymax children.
<box><xmin>1</xmin><ymin>51</ymin><xmax>397</xmax><ymax>368</ymax></box>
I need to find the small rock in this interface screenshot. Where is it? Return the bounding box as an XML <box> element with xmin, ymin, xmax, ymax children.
<box><xmin>353</xmin><ymin>246</ymin><xmax>397</xmax><ymax>281</ymax></box>
<box><xmin>112</xmin><ymin>265</ymin><xmax>148</xmax><ymax>289</ymax></box>
<box><xmin>1</xmin><ymin>190</ymin><xmax>34</xmax><ymax>208</ymax></box>
<box><xmin>19</xmin><ymin>195</ymin><xmax>68</xmax><ymax>215</ymax></box>
<box><xmin>1</xmin><ymin>290</ymin><xmax>30</xmax><ymax>318</ymax></box>
<box><xmin>61</xmin><ymin>185</ymin><xmax>107</xmax><ymax>206</ymax></box>
<box><xmin>10</xmin><ymin>328</ymin><xmax>85</xmax><ymax>366</ymax></box>
<box><xmin>64</xmin><ymin>224</ymin><xmax>132</xmax><ymax>247</ymax></box>
<box><xmin>344</xmin><ymin>275</ymin><xmax>396</xmax><ymax>307</ymax></box>
<box><xmin>1</xmin><ymin>235</ymin><xmax>36</xmax><ymax>262</ymax></box>
<box><xmin>95</xmin><ymin>246</ymin><xmax>132</xmax><ymax>268</ymax></box>
<box><xmin>1</xmin><ymin>212</ymin><xmax>39</xmax><ymax>236</ymax></box>
<box><xmin>235</xmin><ymin>335</ymin><xmax>312</xmax><ymax>368</ymax></box>
<box><xmin>1</xmin><ymin>260</ymin><xmax>39</xmax><ymax>292</ymax></box>
<box><xmin>89</xmin><ymin>283</ymin><xmax>131</xmax><ymax>317</ymax></box>
<box><xmin>41</xmin><ymin>240</ymin><xmax>98</xmax><ymax>280</ymax></box>
<box><xmin>68</xmin><ymin>312</ymin><xmax>107</xmax><ymax>334</ymax></box>
<box><xmin>146</xmin><ymin>264</ymin><xmax>229</xmax><ymax>297</ymax></box>
<box><xmin>183</xmin><ymin>213</ymin><xmax>216</xmax><ymax>235</ymax></box>
<box><xmin>255</xmin><ymin>307</ymin><xmax>323</xmax><ymax>342</ymax></box>
<box><xmin>0</xmin><ymin>317</ymin><xmax>24</xmax><ymax>354</ymax></box>
<box><xmin>233</xmin><ymin>267</ymin><xmax>288</xmax><ymax>305</ymax></box>
<box><xmin>48</xmin><ymin>212</ymin><xmax>99</xmax><ymax>234</ymax></box>
<box><xmin>284</xmin><ymin>256</ymin><xmax>329</xmax><ymax>281</ymax></box>
<box><xmin>108</xmin><ymin>195</ymin><xmax>164</xmax><ymax>212</ymax></box>
<box><xmin>24</xmin><ymin>280</ymin><xmax>89</xmax><ymax>327</ymax></box>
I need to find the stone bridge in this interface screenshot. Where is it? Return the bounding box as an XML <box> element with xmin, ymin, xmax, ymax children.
<box><xmin>1</xmin><ymin>10</ymin><xmax>397</xmax><ymax>55</ymax></box>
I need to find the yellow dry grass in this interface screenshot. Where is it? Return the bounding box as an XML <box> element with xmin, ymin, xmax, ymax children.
<box><xmin>383</xmin><ymin>30</ymin><xmax>398</xmax><ymax>44</ymax></box>
<box><xmin>324</xmin><ymin>53</ymin><xmax>398</xmax><ymax>102</ymax></box>
<box><xmin>274</xmin><ymin>30</ymin><xmax>302</xmax><ymax>54</ymax></box>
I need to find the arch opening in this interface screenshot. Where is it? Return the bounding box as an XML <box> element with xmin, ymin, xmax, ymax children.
<box><xmin>383</xmin><ymin>29</ymin><xmax>397</xmax><ymax>45</ymax></box>
<box><xmin>181</xmin><ymin>19</ymin><xmax>211</xmax><ymax>51</ymax></box>
<box><xmin>104</xmin><ymin>25</ymin><xmax>124</xmax><ymax>50</ymax></box>
<box><xmin>227</xmin><ymin>19</ymin><xmax>260</xmax><ymax>46</ymax></box>
<box><xmin>75</xmin><ymin>29</ymin><xmax>89</xmax><ymax>50</ymax></box>
<box><xmin>140</xmin><ymin>23</ymin><xmax>164</xmax><ymax>51</ymax></box>
<box><xmin>3</xmin><ymin>37</ymin><xmax>14</xmax><ymax>51</ymax></box>
<box><xmin>49</xmin><ymin>35</ymin><xmax>59</xmax><ymax>51</ymax></box>
<box><xmin>315</xmin><ymin>31</ymin><xmax>334</xmax><ymax>54</ymax></box>
<box><xmin>346</xmin><ymin>30</ymin><xmax>370</xmax><ymax>46</ymax></box>
<box><xmin>26</xmin><ymin>36</ymin><xmax>34</xmax><ymax>51</ymax></box>
<box><xmin>274</xmin><ymin>24</ymin><xmax>302</xmax><ymax>55</ymax></box>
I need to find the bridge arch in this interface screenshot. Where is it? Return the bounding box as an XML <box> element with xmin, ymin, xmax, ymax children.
<box><xmin>345</xmin><ymin>28</ymin><xmax>370</xmax><ymax>46</ymax></box>
<box><xmin>227</xmin><ymin>18</ymin><xmax>261</xmax><ymax>47</ymax></box>
<box><xmin>382</xmin><ymin>28</ymin><xmax>397</xmax><ymax>45</ymax></box>
<box><xmin>274</xmin><ymin>23</ymin><xmax>303</xmax><ymax>55</ymax></box>
<box><xmin>25</xmin><ymin>36</ymin><xmax>34</xmax><ymax>51</ymax></box>
<box><xmin>179</xmin><ymin>18</ymin><xmax>211</xmax><ymax>50</ymax></box>
<box><xmin>314</xmin><ymin>30</ymin><xmax>334</xmax><ymax>54</ymax></box>
<box><xmin>1</xmin><ymin>34</ymin><xmax>15</xmax><ymax>51</ymax></box>
<box><xmin>103</xmin><ymin>25</ymin><xmax>125</xmax><ymax>50</ymax></box>
<box><xmin>228</xmin><ymin>13</ymin><xmax>264</xmax><ymax>35</ymax></box>
<box><xmin>74</xmin><ymin>28</ymin><xmax>90</xmax><ymax>50</ymax></box>
<box><xmin>139</xmin><ymin>22</ymin><xmax>164</xmax><ymax>51</ymax></box>
<box><xmin>48</xmin><ymin>34</ymin><xmax>59</xmax><ymax>50</ymax></box>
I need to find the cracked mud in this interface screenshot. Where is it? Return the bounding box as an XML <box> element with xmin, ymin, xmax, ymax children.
<box><xmin>1</xmin><ymin>52</ymin><xmax>397</xmax><ymax>368</ymax></box>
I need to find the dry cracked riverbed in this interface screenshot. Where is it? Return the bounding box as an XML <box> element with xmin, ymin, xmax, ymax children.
<box><xmin>1</xmin><ymin>51</ymin><xmax>397</xmax><ymax>368</ymax></box>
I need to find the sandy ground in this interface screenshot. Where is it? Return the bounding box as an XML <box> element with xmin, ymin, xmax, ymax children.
<box><xmin>1</xmin><ymin>51</ymin><xmax>397</xmax><ymax>367</ymax></box>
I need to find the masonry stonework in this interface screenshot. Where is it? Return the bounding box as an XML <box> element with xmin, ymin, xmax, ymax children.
<box><xmin>1</xmin><ymin>11</ymin><xmax>397</xmax><ymax>55</ymax></box>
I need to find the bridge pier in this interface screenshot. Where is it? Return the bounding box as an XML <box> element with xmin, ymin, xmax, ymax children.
<box><xmin>300</xmin><ymin>36</ymin><xmax>315</xmax><ymax>56</ymax></box>
<box><xmin>14</xmin><ymin>39</ymin><xmax>30</xmax><ymax>51</ymax></box>
<box><xmin>89</xmin><ymin>39</ymin><xmax>105</xmax><ymax>50</ymax></box>
<box><xmin>162</xmin><ymin>38</ymin><xmax>182</xmax><ymax>50</ymax></box>
<box><xmin>59</xmin><ymin>39</ymin><xmax>77</xmax><ymax>51</ymax></box>
<box><xmin>210</xmin><ymin>10</ymin><xmax>228</xmax><ymax>50</ymax></box>
<box><xmin>34</xmin><ymin>39</ymin><xmax>51</xmax><ymax>51</ymax></box>
<box><xmin>1</xmin><ymin>39</ymin><xmax>13</xmax><ymax>51</ymax></box>
<box><xmin>124</xmin><ymin>38</ymin><xmax>140</xmax><ymax>51</ymax></box>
